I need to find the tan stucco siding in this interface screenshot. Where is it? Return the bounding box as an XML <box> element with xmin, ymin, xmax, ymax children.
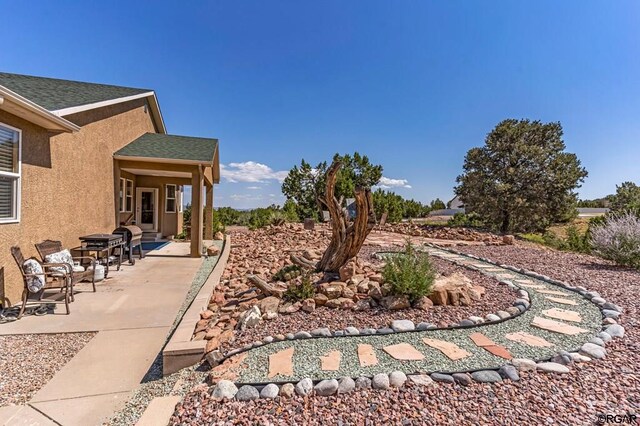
<box><xmin>0</xmin><ymin>99</ymin><xmax>156</xmax><ymax>306</ymax></box>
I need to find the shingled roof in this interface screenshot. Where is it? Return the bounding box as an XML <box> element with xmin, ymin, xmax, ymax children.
<box><xmin>0</xmin><ymin>72</ymin><xmax>152</xmax><ymax>112</ymax></box>
<box><xmin>114</xmin><ymin>133</ymin><xmax>218</xmax><ymax>164</ymax></box>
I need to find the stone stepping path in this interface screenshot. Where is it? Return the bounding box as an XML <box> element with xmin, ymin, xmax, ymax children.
<box><xmin>228</xmin><ymin>245</ymin><xmax>604</xmax><ymax>384</ymax></box>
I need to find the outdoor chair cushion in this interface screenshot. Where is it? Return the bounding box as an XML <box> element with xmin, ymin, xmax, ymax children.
<box><xmin>23</xmin><ymin>259</ymin><xmax>45</xmax><ymax>293</ymax></box>
<box><xmin>44</xmin><ymin>249</ymin><xmax>75</xmax><ymax>275</ymax></box>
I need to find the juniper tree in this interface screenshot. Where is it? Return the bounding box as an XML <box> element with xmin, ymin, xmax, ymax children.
<box><xmin>455</xmin><ymin>119</ymin><xmax>587</xmax><ymax>233</ymax></box>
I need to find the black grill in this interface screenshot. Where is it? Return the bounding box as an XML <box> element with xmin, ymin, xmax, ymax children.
<box><xmin>113</xmin><ymin>225</ymin><xmax>144</xmax><ymax>265</ymax></box>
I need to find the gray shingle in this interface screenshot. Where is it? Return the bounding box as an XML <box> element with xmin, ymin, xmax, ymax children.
<box><xmin>115</xmin><ymin>133</ymin><xmax>218</xmax><ymax>163</ymax></box>
<box><xmin>0</xmin><ymin>72</ymin><xmax>151</xmax><ymax>111</ymax></box>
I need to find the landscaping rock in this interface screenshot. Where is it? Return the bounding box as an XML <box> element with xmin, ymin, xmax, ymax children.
<box><xmin>313</xmin><ymin>294</ymin><xmax>328</xmax><ymax>306</ymax></box>
<box><xmin>210</xmin><ymin>380</ymin><xmax>238</xmax><ymax>400</ymax></box>
<box><xmin>598</xmin><ymin>331</ymin><xmax>612</xmax><ymax>343</ymax></box>
<box><xmin>413</xmin><ymin>296</ymin><xmax>433</xmax><ymax>311</ymax></box>
<box><xmin>390</xmin><ymin>319</ymin><xmax>415</xmax><ymax>332</ymax></box>
<box><xmin>345</xmin><ymin>326</ymin><xmax>360</xmax><ymax>335</ymax></box>
<box><xmin>537</xmin><ymin>362</ymin><xmax>570</xmax><ymax>374</ymax></box>
<box><xmin>499</xmin><ymin>365</ymin><xmax>520</xmax><ymax>381</ymax></box>
<box><xmin>314</xmin><ymin>379</ymin><xmax>339</xmax><ymax>396</ymax></box>
<box><xmin>589</xmin><ymin>337</ymin><xmax>605</xmax><ymax>347</ymax></box>
<box><xmin>496</xmin><ymin>311</ymin><xmax>511</xmax><ymax>319</ymax></box>
<box><xmin>430</xmin><ymin>373</ymin><xmax>455</xmax><ymax>384</ymax></box>
<box><xmin>301</xmin><ymin>298</ymin><xmax>316</xmax><ymax>313</ymax></box>
<box><xmin>602</xmin><ymin>302</ymin><xmax>623</xmax><ymax>313</ymax></box>
<box><xmin>569</xmin><ymin>352</ymin><xmax>591</xmax><ymax>362</ymax></box>
<box><xmin>510</xmin><ymin>358</ymin><xmax>537</xmax><ymax>372</ymax></box>
<box><xmin>206</xmin><ymin>245</ymin><xmax>220</xmax><ymax>256</ymax></box>
<box><xmin>580</xmin><ymin>343</ymin><xmax>606</xmax><ymax>359</ymax></box>
<box><xmin>294</xmin><ymin>331</ymin><xmax>312</xmax><ymax>339</ymax></box>
<box><xmin>602</xmin><ymin>309</ymin><xmax>621</xmax><ymax>319</ymax></box>
<box><xmin>452</xmin><ymin>373</ymin><xmax>472</xmax><ymax>386</ymax></box>
<box><xmin>459</xmin><ymin>319</ymin><xmax>475</xmax><ymax>326</ymax></box>
<box><xmin>295</xmin><ymin>378</ymin><xmax>313</xmax><ymax>396</ymax></box>
<box><xmin>236</xmin><ymin>385</ymin><xmax>260</xmax><ymax>401</ymax></box>
<box><xmin>381</xmin><ymin>295</ymin><xmax>411</xmax><ymax>310</ymax></box>
<box><xmin>468</xmin><ymin>316</ymin><xmax>484</xmax><ymax>324</ymax></box>
<box><xmin>259</xmin><ymin>383</ymin><xmax>280</xmax><ymax>399</ymax></box>
<box><xmin>389</xmin><ymin>371</ymin><xmax>407</xmax><ymax>387</ymax></box>
<box><xmin>471</xmin><ymin>370</ymin><xmax>502</xmax><ymax>383</ymax></box>
<box><xmin>237</xmin><ymin>306</ymin><xmax>261</xmax><ymax>330</ymax></box>
<box><xmin>372</xmin><ymin>373</ymin><xmax>390</xmax><ymax>390</ymax></box>
<box><xmin>311</xmin><ymin>327</ymin><xmax>332</xmax><ymax>337</ymax></box>
<box><xmin>355</xmin><ymin>377</ymin><xmax>372</xmax><ymax>389</ymax></box>
<box><xmin>408</xmin><ymin>374</ymin><xmax>434</xmax><ymax>386</ymax></box>
<box><xmin>376</xmin><ymin>327</ymin><xmax>394</xmax><ymax>335</ymax></box>
<box><xmin>280</xmin><ymin>383</ymin><xmax>295</xmax><ymax>397</ymax></box>
<box><xmin>416</xmin><ymin>322</ymin><xmax>433</xmax><ymax>331</ymax></box>
<box><xmin>485</xmin><ymin>314</ymin><xmax>501</xmax><ymax>322</ymax></box>
<box><xmin>337</xmin><ymin>377</ymin><xmax>356</xmax><ymax>394</ymax></box>
<box><xmin>604</xmin><ymin>324</ymin><xmax>625</xmax><ymax>338</ymax></box>
<box><xmin>213</xmin><ymin>231</ymin><xmax>224</xmax><ymax>240</ymax></box>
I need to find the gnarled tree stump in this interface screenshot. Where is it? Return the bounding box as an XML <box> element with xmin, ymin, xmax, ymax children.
<box><xmin>316</xmin><ymin>160</ymin><xmax>376</xmax><ymax>273</ymax></box>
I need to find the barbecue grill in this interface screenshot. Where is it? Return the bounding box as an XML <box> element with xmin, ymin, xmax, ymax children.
<box><xmin>113</xmin><ymin>225</ymin><xmax>144</xmax><ymax>265</ymax></box>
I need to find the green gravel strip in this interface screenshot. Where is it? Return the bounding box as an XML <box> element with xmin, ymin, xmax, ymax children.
<box><xmin>235</xmin><ymin>245</ymin><xmax>603</xmax><ymax>384</ymax></box>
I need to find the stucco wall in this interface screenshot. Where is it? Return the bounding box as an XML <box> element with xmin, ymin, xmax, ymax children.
<box><xmin>0</xmin><ymin>98</ymin><xmax>156</xmax><ymax>306</ymax></box>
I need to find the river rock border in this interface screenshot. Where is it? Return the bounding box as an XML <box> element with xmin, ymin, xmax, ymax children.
<box><xmin>204</xmin><ymin>243</ymin><xmax>624</xmax><ymax>400</ymax></box>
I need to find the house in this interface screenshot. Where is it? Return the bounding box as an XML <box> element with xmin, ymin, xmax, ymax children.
<box><xmin>0</xmin><ymin>72</ymin><xmax>220</xmax><ymax>307</ymax></box>
<box><xmin>447</xmin><ymin>195</ymin><xmax>465</xmax><ymax>209</ymax></box>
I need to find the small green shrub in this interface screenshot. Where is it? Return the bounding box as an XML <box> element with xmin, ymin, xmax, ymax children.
<box><xmin>564</xmin><ymin>225</ymin><xmax>591</xmax><ymax>253</ymax></box>
<box><xmin>272</xmin><ymin>265</ymin><xmax>302</xmax><ymax>282</ymax></box>
<box><xmin>447</xmin><ymin>212</ymin><xmax>485</xmax><ymax>228</ymax></box>
<box><xmin>175</xmin><ymin>230</ymin><xmax>188</xmax><ymax>240</ymax></box>
<box><xmin>382</xmin><ymin>241</ymin><xmax>435</xmax><ymax>303</ymax></box>
<box><xmin>283</xmin><ymin>273</ymin><xmax>315</xmax><ymax>302</ymax></box>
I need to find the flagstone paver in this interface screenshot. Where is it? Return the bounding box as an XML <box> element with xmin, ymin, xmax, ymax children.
<box><xmin>357</xmin><ymin>344</ymin><xmax>378</xmax><ymax>367</ymax></box>
<box><xmin>268</xmin><ymin>347</ymin><xmax>294</xmax><ymax>378</ymax></box>
<box><xmin>546</xmin><ymin>296</ymin><xmax>578</xmax><ymax>306</ymax></box>
<box><xmin>531</xmin><ymin>316</ymin><xmax>589</xmax><ymax>336</ymax></box>
<box><xmin>505</xmin><ymin>331</ymin><xmax>554</xmax><ymax>347</ymax></box>
<box><xmin>422</xmin><ymin>338</ymin><xmax>472</xmax><ymax>361</ymax></box>
<box><xmin>382</xmin><ymin>343</ymin><xmax>426</xmax><ymax>361</ymax></box>
<box><xmin>542</xmin><ymin>308</ymin><xmax>583</xmax><ymax>323</ymax></box>
<box><xmin>228</xmin><ymin>245</ymin><xmax>605</xmax><ymax>384</ymax></box>
<box><xmin>320</xmin><ymin>350</ymin><xmax>341</xmax><ymax>371</ymax></box>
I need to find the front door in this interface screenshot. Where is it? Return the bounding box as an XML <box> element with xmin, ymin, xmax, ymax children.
<box><xmin>136</xmin><ymin>188</ymin><xmax>158</xmax><ymax>231</ymax></box>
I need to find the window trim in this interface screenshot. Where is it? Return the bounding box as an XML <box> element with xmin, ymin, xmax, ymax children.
<box><xmin>119</xmin><ymin>178</ymin><xmax>133</xmax><ymax>213</ymax></box>
<box><xmin>165</xmin><ymin>184</ymin><xmax>177</xmax><ymax>213</ymax></box>
<box><xmin>177</xmin><ymin>186</ymin><xmax>183</xmax><ymax>213</ymax></box>
<box><xmin>0</xmin><ymin>122</ymin><xmax>22</xmax><ymax>224</ymax></box>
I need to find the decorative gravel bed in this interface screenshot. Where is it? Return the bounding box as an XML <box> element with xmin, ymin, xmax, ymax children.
<box><xmin>223</xmin><ymin>254</ymin><xmax>515</xmax><ymax>352</ymax></box>
<box><xmin>0</xmin><ymin>332</ymin><xmax>96</xmax><ymax>406</ymax></box>
<box><xmin>171</xmin><ymin>243</ymin><xmax>636</xmax><ymax>425</ymax></box>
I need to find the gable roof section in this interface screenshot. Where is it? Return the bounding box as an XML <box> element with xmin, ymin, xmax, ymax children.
<box><xmin>0</xmin><ymin>72</ymin><xmax>166</xmax><ymax>133</ymax></box>
<box><xmin>114</xmin><ymin>133</ymin><xmax>218</xmax><ymax>165</ymax></box>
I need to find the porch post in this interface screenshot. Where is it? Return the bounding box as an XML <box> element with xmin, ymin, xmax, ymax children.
<box><xmin>113</xmin><ymin>159</ymin><xmax>121</xmax><ymax>227</ymax></box>
<box><xmin>190</xmin><ymin>165</ymin><xmax>204</xmax><ymax>257</ymax></box>
<box><xmin>204</xmin><ymin>182</ymin><xmax>214</xmax><ymax>240</ymax></box>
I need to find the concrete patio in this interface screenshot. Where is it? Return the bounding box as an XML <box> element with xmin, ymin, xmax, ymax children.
<box><xmin>0</xmin><ymin>241</ymin><xmax>211</xmax><ymax>425</ymax></box>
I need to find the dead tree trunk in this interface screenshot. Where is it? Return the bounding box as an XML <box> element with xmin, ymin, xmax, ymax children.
<box><xmin>316</xmin><ymin>160</ymin><xmax>376</xmax><ymax>273</ymax></box>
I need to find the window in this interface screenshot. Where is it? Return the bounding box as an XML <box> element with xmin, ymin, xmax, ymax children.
<box><xmin>165</xmin><ymin>184</ymin><xmax>177</xmax><ymax>213</ymax></box>
<box><xmin>119</xmin><ymin>178</ymin><xmax>133</xmax><ymax>212</ymax></box>
<box><xmin>0</xmin><ymin>123</ymin><xmax>21</xmax><ymax>223</ymax></box>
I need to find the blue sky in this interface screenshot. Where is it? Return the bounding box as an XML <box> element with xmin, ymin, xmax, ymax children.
<box><xmin>2</xmin><ymin>1</ymin><xmax>639</xmax><ymax>208</ymax></box>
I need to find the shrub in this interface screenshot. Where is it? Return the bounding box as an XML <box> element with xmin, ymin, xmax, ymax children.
<box><xmin>283</xmin><ymin>273</ymin><xmax>316</xmax><ymax>302</ymax></box>
<box><xmin>381</xmin><ymin>241</ymin><xmax>436</xmax><ymax>302</ymax></box>
<box><xmin>272</xmin><ymin>265</ymin><xmax>301</xmax><ymax>282</ymax></box>
<box><xmin>590</xmin><ymin>212</ymin><xmax>640</xmax><ymax>268</ymax></box>
<box><xmin>447</xmin><ymin>212</ymin><xmax>485</xmax><ymax>228</ymax></box>
<box><xmin>564</xmin><ymin>225</ymin><xmax>590</xmax><ymax>253</ymax></box>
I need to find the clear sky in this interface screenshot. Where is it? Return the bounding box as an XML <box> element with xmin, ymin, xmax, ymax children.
<box><xmin>2</xmin><ymin>1</ymin><xmax>639</xmax><ymax>208</ymax></box>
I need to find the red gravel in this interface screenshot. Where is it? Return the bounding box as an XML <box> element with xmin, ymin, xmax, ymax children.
<box><xmin>223</xmin><ymin>253</ymin><xmax>515</xmax><ymax>351</ymax></box>
<box><xmin>172</xmin><ymin>243</ymin><xmax>640</xmax><ymax>425</ymax></box>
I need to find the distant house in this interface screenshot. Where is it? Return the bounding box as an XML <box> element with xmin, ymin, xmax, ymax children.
<box><xmin>447</xmin><ymin>195</ymin><xmax>465</xmax><ymax>209</ymax></box>
<box><xmin>0</xmin><ymin>72</ymin><xmax>220</xmax><ymax>307</ymax></box>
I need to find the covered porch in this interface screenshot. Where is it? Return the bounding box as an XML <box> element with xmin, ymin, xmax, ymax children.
<box><xmin>113</xmin><ymin>133</ymin><xmax>220</xmax><ymax>257</ymax></box>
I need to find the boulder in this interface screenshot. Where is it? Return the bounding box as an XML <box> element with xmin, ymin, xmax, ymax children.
<box><xmin>301</xmin><ymin>298</ymin><xmax>316</xmax><ymax>313</ymax></box>
<box><xmin>314</xmin><ymin>293</ymin><xmax>329</xmax><ymax>306</ymax></box>
<box><xmin>413</xmin><ymin>296</ymin><xmax>433</xmax><ymax>311</ymax></box>
<box><xmin>325</xmin><ymin>297</ymin><xmax>355</xmax><ymax>309</ymax></box>
<box><xmin>339</xmin><ymin>261</ymin><xmax>356</xmax><ymax>282</ymax></box>
<box><xmin>235</xmin><ymin>385</ymin><xmax>259</xmax><ymax>401</ymax></box>
<box><xmin>213</xmin><ymin>231</ymin><xmax>224</xmax><ymax>240</ymax></box>
<box><xmin>389</xmin><ymin>371</ymin><xmax>407</xmax><ymax>387</ymax></box>
<box><xmin>380</xmin><ymin>295</ymin><xmax>410</xmax><ymax>310</ymax></box>
<box><xmin>372</xmin><ymin>373</ymin><xmax>390</xmax><ymax>390</ymax></box>
<box><xmin>337</xmin><ymin>377</ymin><xmax>356</xmax><ymax>394</ymax></box>
<box><xmin>295</xmin><ymin>378</ymin><xmax>313</xmax><ymax>396</ymax></box>
<box><xmin>260</xmin><ymin>383</ymin><xmax>279</xmax><ymax>399</ymax></box>
<box><xmin>207</xmin><ymin>245</ymin><xmax>220</xmax><ymax>256</ymax></box>
<box><xmin>258</xmin><ymin>296</ymin><xmax>281</xmax><ymax>315</ymax></box>
<box><xmin>321</xmin><ymin>282</ymin><xmax>346</xmax><ymax>299</ymax></box>
<box><xmin>314</xmin><ymin>379</ymin><xmax>339</xmax><ymax>396</ymax></box>
<box><xmin>280</xmin><ymin>383</ymin><xmax>295</xmax><ymax>397</ymax></box>
<box><xmin>502</xmin><ymin>235</ymin><xmax>515</xmax><ymax>245</ymax></box>
<box><xmin>428</xmin><ymin>273</ymin><xmax>474</xmax><ymax>306</ymax></box>
<box><xmin>237</xmin><ymin>306</ymin><xmax>261</xmax><ymax>330</ymax></box>
<box><xmin>210</xmin><ymin>380</ymin><xmax>238</xmax><ymax>400</ymax></box>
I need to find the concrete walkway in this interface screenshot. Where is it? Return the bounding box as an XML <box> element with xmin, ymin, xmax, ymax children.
<box><xmin>0</xmin><ymin>242</ymin><xmax>206</xmax><ymax>425</ymax></box>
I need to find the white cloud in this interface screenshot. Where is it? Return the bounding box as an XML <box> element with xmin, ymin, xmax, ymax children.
<box><xmin>221</xmin><ymin>161</ymin><xmax>288</xmax><ymax>183</ymax></box>
<box><xmin>229</xmin><ymin>193</ymin><xmax>263</xmax><ymax>201</ymax></box>
<box><xmin>377</xmin><ymin>176</ymin><xmax>412</xmax><ymax>189</ymax></box>
<box><xmin>246</xmin><ymin>186</ymin><xmax>261</xmax><ymax>190</ymax></box>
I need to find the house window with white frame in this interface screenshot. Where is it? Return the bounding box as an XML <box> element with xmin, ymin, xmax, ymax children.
<box><xmin>166</xmin><ymin>184</ymin><xmax>177</xmax><ymax>213</ymax></box>
<box><xmin>0</xmin><ymin>123</ymin><xmax>21</xmax><ymax>223</ymax></box>
<box><xmin>119</xmin><ymin>178</ymin><xmax>133</xmax><ymax>212</ymax></box>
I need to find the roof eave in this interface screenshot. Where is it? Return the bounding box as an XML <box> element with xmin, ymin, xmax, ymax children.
<box><xmin>0</xmin><ymin>86</ymin><xmax>80</xmax><ymax>132</ymax></box>
<box><xmin>113</xmin><ymin>154</ymin><xmax>213</xmax><ymax>166</ymax></box>
<box><xmin>51</xmin><ymin>91</ymin><xmax>167</xmax><ymax>134</ymax></box>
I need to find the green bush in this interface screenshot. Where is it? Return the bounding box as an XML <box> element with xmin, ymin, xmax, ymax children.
<box><xmin>382</xmin><ymin>242</ymin><xmax>436</xmax><ymax>303</ymax></box>
<box><xmin>447</xmin><ymin>212</ymin><xmax>485</xmax><ymax>228</ymax></box>
<box><xmin>564</xmin><ymin>225</ymin><xmax>591</xmax><ymax>253</ymax></box>
<box><xmin>283</xmin><ymin>273</ymin><xmax>316</xmax><ymax>302</ymax></box>
<box><xmin>272</xmin><ymin>265</ymin><xmax>301</xmax><ymax>282</ymax></box>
